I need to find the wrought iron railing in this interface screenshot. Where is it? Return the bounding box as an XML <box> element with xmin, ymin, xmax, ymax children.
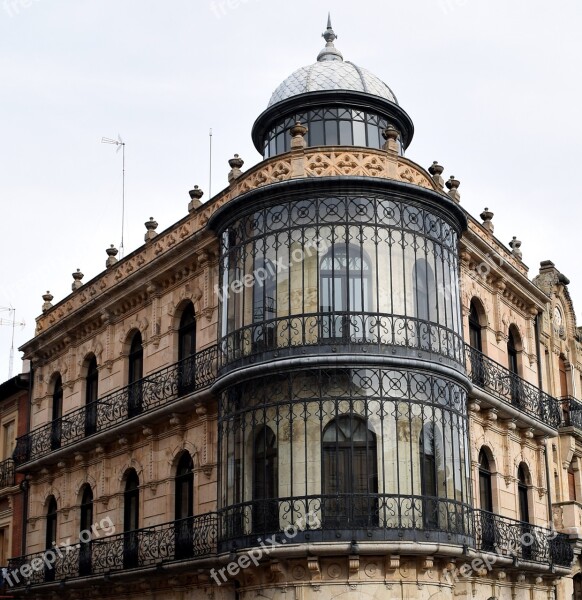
<box><xmin>465</xmin><ymin>346</ymin><xmax>562</xmax><ymax>428</ymax></box>
<box><xmin>560</xmin><ymin>396</ymin><xmax>582</xmax><ymax>429</ymax></box>
<box><xmin>4</xmin><ymin>506</ymin><xmax>572</xmax><ymax>589</ymax></box>
<box><xmin>474</xmin><ymin>509</ymin><xmax>572</xmax><ymax>567</ymax></box>
<box><xmin>13</xmin><ymin>346</ymin><xmax>218</xmax><ymax>466</ymax></box>
<box><xmin>221</xmin><ymin>312</ymin><xmax>465</xmax><ymax>367</ymax></box>
<box><xmin>0</xmin><ymin>458</ymin><xmax>15</xmax><ymax>488</ymax></box>
<box><xmin>5</xmin><ymin>512</ymin><xmax>218</xmax><ymax>587</ymax></box>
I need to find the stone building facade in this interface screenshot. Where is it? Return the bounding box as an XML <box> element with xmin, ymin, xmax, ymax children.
<box><xmin>5</xmin><ymin>18</ymin><xmax>582</xmax><ymax>600</ymax></box>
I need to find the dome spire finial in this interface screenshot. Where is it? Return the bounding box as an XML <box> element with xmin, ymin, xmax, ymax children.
<box><xmin>317</xmin><ymin>13</ymin><xmax>343</xmax><ymax>62</ymax></box>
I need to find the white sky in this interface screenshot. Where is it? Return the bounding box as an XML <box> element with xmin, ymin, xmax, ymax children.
<box><xmin>0</xmin><ymin>0</ymin><xmax>580</xmax><ymax>379</ymax></box>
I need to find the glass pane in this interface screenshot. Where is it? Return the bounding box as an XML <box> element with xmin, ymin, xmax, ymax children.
<box><xmin>325</xmin><ymin>120</ymin><xmax>339</xmax><ymax>145</ymax></box>
<box><xmin>353</xmin><ymin>120</ymin><xmax>366</xmax><ymax>146</ymax></box>
<box><xmin>367</xmin><ymin>123</ymin><xmax>380</xmax><ymax>148</ymax></box>
<box><xmin>310</xmin><ymin>120</ymin><xmax>324</xmax><ymax>146</ymax></box>
<box><xmin>339</xmin><ymin>120</ymin><xmax>353</xmax><ymax>145</ymax></box>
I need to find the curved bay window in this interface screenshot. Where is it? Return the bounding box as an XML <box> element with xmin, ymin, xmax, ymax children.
<box><xmin>85</xmin><ymin>356</ymin><xmax>98</xmax><ymax>436</ymax></box>
<box><xmin>322</xmin><ymin>416</ymin><xmax>378</xmax><ymax>528</ymax></box>
<box><xmin>178</xmin><ymin>304</ymin><xmax>196</xmax><ymax>395</ymax></box>
<box><xmin>45</xmin><ymin>496</ymin><xmax>57</xmax><ymax>581</ymax></box>
<box><xmin>252</xmin><ymin>426</ymin><xmax>278</xmax><ymax>533</ymax></box>
<box><xmin>79</xmin><ymin>485</ymin><xmax>93</xmax><ymax>576</ymax></box>
<box><xmin>128</xmin><ymin>332</ymin><xmax>144</xmax><ymax>418</ymax></box>
<box><xmin>219</xmin><ymin>367</ymin><xmax>471</xmax><ymax>547</ymax></box>
<box><xmin>175</xmin><ymin>452</ymin><xmax>194</xmax><ymax>559</ymax></box>
<box><xmin>262</xmin><ymin>107</ymin><xmax>402</xmax><ymax>158</ymax></box>
<box><xmin>123</xmin><ymin>470</ymin><xmax>139</xmax><ymax>569</ymax></box>
<box><xmin>51</xmin><ymin>376</ymin><xmax>63</xmax><ymax>450</ymax></box>
<box><xmin>218</xmin><ymin>193</ymin><xmax>464</xmax><ymax>368</ymax></box>
<box><xmin>478</xmin><ymin>449</ymin><xmax>495</xmax><ymax>551</ymax></box>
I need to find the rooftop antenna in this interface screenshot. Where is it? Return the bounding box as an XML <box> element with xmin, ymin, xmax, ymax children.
<box><xmin>101</xmin><ymin>135</ymin><xmax>126</xmax><ymax>258</ymax></box>
<box><xmin>0</xmin><ymin>307</ymin><xmax>26</xmax><ymax>379</ymax></box>
<box><xmin>209</xmin><ymin>128</ymin><xmax>213</xmax><ymax>198</ymax></box>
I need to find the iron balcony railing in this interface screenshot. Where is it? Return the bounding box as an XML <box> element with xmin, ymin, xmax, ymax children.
<box><xmin>560</xmin><ymin>396</ymin><xmax>582</xmax><ymax>429</ymax></box>
<box><xmin>5</xmin><ymin>512</ymin><xmax>218</xmax><ymax>587</ymax></box>
<box><xmin>0</xmin><ymin>458</ymin><xmax>15</xmax><ymax>489</ymax></box>
<box><xmin>474</xmin><ymin>509</ymin><xmax>573</xmax><ymax>567</ymax></box>
<box><xmin>5</xmin><ymin>506</ymin><xmax>572</xmax><ymax>589</ymax></box>
<box><xmin>465</xmin><ymin>345</ymin><xmax>562</xmax><ymax>428</ymax></box>
<box><xmin>13</xmin><ymin>346</ymin><xmax>218</xmax><ymax>466</ymax></box>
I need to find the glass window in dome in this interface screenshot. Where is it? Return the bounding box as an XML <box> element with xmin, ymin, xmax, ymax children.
<box><xmin>310</xmin><ymin>120</ymin><xmax>324</xmax><ymax>146</ymax></box>
<box><xmin>353</xmin><ymin>120</ymin><xmax>366</xmax><ymax>146</ymax></box>
<box><xmin>325</xmin><ymin>120</ymin><xmax>339</xmax><ymax>145</ymax></box>
<box><xmin>339</xmin><ymin>120</ymin><xmax>353</xmax><ymax>145</ymax></box>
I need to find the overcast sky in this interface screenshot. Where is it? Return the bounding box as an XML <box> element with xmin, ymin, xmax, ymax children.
<box><xmin>0</xmin><ymin>0</ymin><xmax>580</xmax><ymax>379</ymax></box>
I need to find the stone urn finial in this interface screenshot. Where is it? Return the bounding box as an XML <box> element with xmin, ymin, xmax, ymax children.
<box><xmin>509</xmin><ymin>236</ymin><xmax>522</xmax><ymax>260</ymax></box>
<box><xmin>188</xmin><ymin>185</ymin><xmax>204</xmax><ymax>213</ymax></box>
<box><xmin>428</xmin><ymin>161</ymin><xmax>445</xmax><ymax>189</ymax></box>
<box><xmin>480</xmin><ymin>207</ymin><xmax>494</xmax><ymax>234</ymax></box>
<box><xmin>228</xmin><ymin>154</ymin><xmax>244</xmax><ymax>183</ymax></box>
<box><xmin>71</xmin><ymin>268</ymin><xmax>84</xmax><ymax>291</ymax></box>
<box><xmin>445</xmin><ymin>175</ymin><xmax>461</xmax><ymax>203</ymax></box>
<box><xmin>42</xmin><ymin>291</ymin><xmax>54</xmax><ymax>313</ymax></box>
<box><xmin>106</xmin><ymin>244</ymin><xmax>119</xmax><ymax>268</ymax></box>
<box><xmin>144</xmin><ymin>217</ymin><xmax>158</xmax><ymax>242</ymax></box>
<box><xmin>382</xmin><ymin>125</ymin><xmax>400</xmax><ymax>153</ymax></box>
<box><xmin>290</xmin><ymin>121</ymin><xmax>308</xmax><ymax>150</ymax></box>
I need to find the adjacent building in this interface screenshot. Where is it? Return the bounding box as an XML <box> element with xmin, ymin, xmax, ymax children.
<box><xmin>5</xmin><ymin>18</ymin><xmax>582</xmax><ymax>600</ymax></box>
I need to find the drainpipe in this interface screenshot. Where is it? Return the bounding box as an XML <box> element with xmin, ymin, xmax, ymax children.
<box><xmin>536</xmin><ymin>315</ymin><xmax>553</xmax><ymax>524</ymax></box>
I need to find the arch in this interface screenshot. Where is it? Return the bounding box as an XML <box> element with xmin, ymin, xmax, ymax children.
<box><xmin>128</xmin><ymin>331</ymin><xmax>144</xmax><ymax>417</ymax></box>
<box><xmin>322</xmin><ymin>415</ymin><xmax>378</xmax><ymax>527</ymax></box>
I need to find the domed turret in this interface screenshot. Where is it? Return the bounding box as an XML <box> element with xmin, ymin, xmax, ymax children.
<box><xmin>252</xmin><ymin>16</ymin><xmax>414</xmax><ymax>157</ymax></box>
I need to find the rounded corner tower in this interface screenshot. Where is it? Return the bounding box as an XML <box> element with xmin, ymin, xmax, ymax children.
<box><xmin>212</xmin><ymin>16</ymin><xmax>472</xmax><ymax>600</ymax></box>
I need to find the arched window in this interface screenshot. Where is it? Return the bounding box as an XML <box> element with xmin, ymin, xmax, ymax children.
<box><xmin>252</xmin><ymin>259</ymin><xmax>276</xmax><ymax>351</ymax></box>
<box><xmin>175</xmin><ymin>452</ymin><xmax>194</xmax><ymax>559</ymax></box>
<box><xmin>517</xmin><ymin>464</ymin><xmax>529</xmax><ymax>523</ymax></box>
<box><xmin>79</xmin><ymin>485</ymin><xmax>93</xmax><ymax>576</ymax></box>
<box><xmin>85</xmin><ymin>356</ymin><xmax>98</xmax><ymax>436</ymax></box>
<box><xmin>320</xmin><ymin>245</ymin><xmax>372</xmax><ymax>340</ymax></box>
<box><xmin>322</xmin><ymin>416</ymin><xmax>378</xmax><ymax>527</ymax></box>
<box><xmin>559</xmin><ymin>355</ymin><xmax>569</xmax><ymax>398</ymax></box>
<box><xmin>128</xmin><ymin>333</ymin><xmax>144</xmax><ymax>418</ymax></box>
<box><xmin>123</xmin><ymin>470</ymin><xmax>139</xmax><ymax>568</ymax></box>
<box><xmin>51</xmin><ymin>376</ymin><xmax>63</xmax><ymax>450</ymax></box>
<box><xmin>253</xmin><ymin>426</ymin><xmax>278</xmax><ymax>533</ymax></box>
<box><xmin>178</xmin><ymin>304</ymin><xmax>197</xmax><ymax>395</ymax></box>
<box><xmin>45</xmin><ymin>496</ymin><xmax>58</xmax><ymax>581</ymax></box>
<box><xmin>568</xmin><ymin>461</ymin><xmax>577</xmax><ymax>502</ymax></box>
<box><xmin>508</xmin><ymin>327</ymin><xmax>522</xmax><ymax>405</ymax></box>
<box><xmin>413</xmin><ymin>258</ymin><xmax>436</xmax><ymax>323</ymax></box>
<box><xmin>420</xmin><ymin>423</ymin><xmax>443</xmax><ymax>529</ymax></box>
<box><xmin>479</xmin><ymin>449</ymin><xmax>495</xmax><ymax>551</ymax></box>
<box><xmin>469</xmin><ymin>301</ymin><xmax>483</xmax><ymax>352</ymax></box>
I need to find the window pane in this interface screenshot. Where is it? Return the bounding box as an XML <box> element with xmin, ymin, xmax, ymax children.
<box><xmin>339</xmin><ymin>120</ymin><xmax>353</xmax><ymax>145</ymax></box>
<box><xmin>353</xmin><ymin>120</ymin><xmax>366</xmax><ymax>146</ymax></box>
<box><xmin>367</xmin><ymin>122</ymin><xmax>380</xmax><ymax>148</ymax></box>
<box><xmin>325</xmin><ymin>120</ymin><xmax>339</xmax><ymax>145</ymax></box>
<box><xmin>310</xmin><ymin>120</ymin><xmax>324</xmax><ymax>146</ymax></box>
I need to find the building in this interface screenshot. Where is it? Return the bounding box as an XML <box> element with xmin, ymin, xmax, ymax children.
<box><xmin>5</xmin><ymin>17</ymin><xmax>582</xmax><ymax>600</ymax></box>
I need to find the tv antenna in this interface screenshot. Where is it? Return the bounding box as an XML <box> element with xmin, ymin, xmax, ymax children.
<box><xmin>0</xmin><ymin>307</ymin><xmax>26</xmax><ymax>379</ymax></box>
<box><xmin>102</xmin><ymin>135</ymin><xmax>126</xmax><ymax>258</ymax></box>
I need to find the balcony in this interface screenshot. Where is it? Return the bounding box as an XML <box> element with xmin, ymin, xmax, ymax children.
<box><xmin>5</xmin><ymin>506</ymin><xmax>572</xmax><ymax>590</ymax></box>
<box><xmin>0</xmin><ymin>458</ymin><xmax>15</xmax><ymax>489</ymax></box>
<box><xmin>560</xmin><ymin>396</ymin><xmax>582</xmax><ymax>430</ymax></box>
<box><xmin>5</xmin><ymin>512</ymin><xmax>218</xmax><ymax>589</ymax></box>
<box><xmin>13</xmin><ymin>346</ymin><xmax>218</xmax><ymax>467</ymax></box>
<box><xmin>465</xmin><ymin>346</ymin><xmax>562</xmax><ymax>429</ymax></box>
<box><xmin>474</xmin><ymin>509</ymin><xmax>573</xmax><ymax>568</ymax></box>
